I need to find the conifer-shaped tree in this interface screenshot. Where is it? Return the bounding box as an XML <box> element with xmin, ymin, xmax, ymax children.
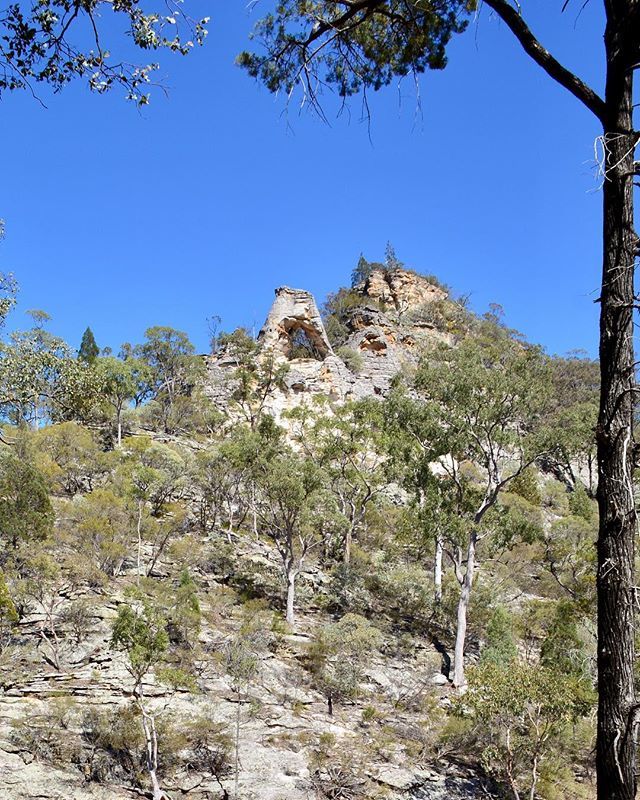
<box><xmin>78</xmin><ymin>327</ymin><xmax>99</xmax><ymax>365</ymax></box>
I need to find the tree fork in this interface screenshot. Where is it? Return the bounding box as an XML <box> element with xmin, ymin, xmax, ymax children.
<box><xmin>595</xmin><ymin>5</ymin><xmax>637</xmax><ymax>795</ymax></box>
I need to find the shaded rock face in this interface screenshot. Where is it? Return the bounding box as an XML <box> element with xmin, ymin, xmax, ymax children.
<box><xmin>205</xmin><ymin>269</ymin><xmax>452</xmax><ymax>421</ymax></box>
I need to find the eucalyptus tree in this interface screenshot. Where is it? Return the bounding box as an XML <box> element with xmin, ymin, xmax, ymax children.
<box><xmin>111</xmin><ymin>601</ymin><xmax>171</xmax><ymax>800</ymax></box>
<box><xmin>98</xmin><ymin>355</ymin><xmax>150</xmax><ymax>446</ymax></box>
<box><xmin>387</xmin><ymin>321</ymin><xmax>552</xmax><ymax>687</ymax></box>
<box><xmin>135</xmin><ymin>326</ymin><xmax>203</xmax><ymax>433</ymax></box>
<box><xmin>543</xmin><ymin>354</ymin><xmax>599</xmax><ymax>494</ymax></box>
<box><xmin>0</xmin><ymin>0</ymin><xmax>208</xmax><ymax>105</ymax></box>
<box><xmin>0</xmin><ymin>318</ymin><xmax>100</xmax><ymax>427</ymax></box>
<box><xmin>218</xmin><ymin>327</ymin><xmax>289</xmax><ymax>431</ymax></box>
<box><xmin>0</xmin><ymin>444</ymin><xmax>53</xmax><ymax>555</ymax></box>
<box><xmin>288</xmin><ymin>400</ymin><xmax>387</xmax><ymax>564</ymax></box>
<box><xmin>253</xmin><ymin>451</ymin><xmax>334</xmax><ymax>625</ymax></box>
<box><xmin>239</xmin><ymin>1</ymin><xmax>639</xmax><ymax>792</ymax></box>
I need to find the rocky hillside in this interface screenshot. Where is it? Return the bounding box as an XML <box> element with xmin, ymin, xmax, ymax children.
<box><xmin>0</xmin><ymin>265</ymin><xmax>598</xmax><ymax>800</ymax></box>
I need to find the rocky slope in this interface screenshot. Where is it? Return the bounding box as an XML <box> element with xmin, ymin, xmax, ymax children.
<box><xmin>0</xmin><ymin>531</ymin><xmax>493</xmax><ymax>800</ymax></box>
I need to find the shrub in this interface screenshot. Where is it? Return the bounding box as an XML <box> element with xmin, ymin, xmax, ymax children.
<box><xmin>453</xmin><ymin>662</ymin><xmax>593</xmax><ymax>800</ymax></box>
<box><xmin>336</xmin><ymin>346</ymin><xmax>364</xmax><ymax>373</ymax></box>
<box><xmin>480</xmin><ymin>606</ymin><xmax>517</xmax><ymax>667</ymax></box>
<box><xmin>509</xmin><ymin>467</ymin><xmax>542</xmax><ymax>506</ymax></box>
<box><xmin>568</xmin><ymin>484</ymin><xmax>595</xmax><ymax>522</ymax></box>
<box><xmin>308</xmin><ymin>613</ymin><xmax>382</xmax><ymax>714</ymax></box>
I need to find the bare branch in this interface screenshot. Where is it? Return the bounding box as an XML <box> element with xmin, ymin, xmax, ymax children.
<box><xmin>481</xmin><ymin>0</ymin><xmax>606</xmax><ymax>122</ymax></box>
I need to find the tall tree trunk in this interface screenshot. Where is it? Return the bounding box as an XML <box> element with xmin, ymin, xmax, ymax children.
<box><xmin>234</xmin><ymin>691</ymin><xmax>241</xmax><ymax>799</ymax></box>
<box><xmin>434</xmin><ymin>533</ymin><xmax>443</xmax><ymax>605</ymax></box>
<box><xmin>137</xmin><ymin>499</ymin><xmax>144</xmax><ymax>586</ymax></box>
<box><xmin>452</xmin><ymin>530</ymin><xmax>477</xmax><ymax>688</ymax></box>
<box><xmin>595</xmin><ymin>12</ymin><xmax>637</xmax><ymax>798</ymax></box>
<box><xmin>285</xmin><ymin>569</ymin><xmax>296</xmax><ymax>626</ymax></box>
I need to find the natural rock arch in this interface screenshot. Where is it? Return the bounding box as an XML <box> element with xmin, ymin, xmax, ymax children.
<box><xmin>258</xmin><ymin>286</ymin><xmax>334</xmax><ymax>361</ymax></box>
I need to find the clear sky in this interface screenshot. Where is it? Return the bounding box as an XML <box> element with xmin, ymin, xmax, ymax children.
<box><xmin>0</xmin><ymin>1</ymin><xmax>608</xmax><ymax>357</ymax></box>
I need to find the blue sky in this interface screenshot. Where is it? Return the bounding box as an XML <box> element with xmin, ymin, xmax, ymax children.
<box><xmin>0</xmin><ymin>1</ymin><xmax>607</xmax><ymax>357</ymax></box>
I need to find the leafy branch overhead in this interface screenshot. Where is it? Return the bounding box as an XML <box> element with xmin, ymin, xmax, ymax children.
<box><xmin>0</xmin><ymin>0</ymin><xmax>209</xmax><ymax>104</ymax></box>
<box><xmin>237</xmin><ymin>0</ymin><xmax>608</xmax><ymax>121</ymax></box>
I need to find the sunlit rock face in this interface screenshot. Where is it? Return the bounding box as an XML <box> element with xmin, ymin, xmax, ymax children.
<box><xmin>358</xmin><ymin>267</ymin><xmax>447</xmax><ymax>312</ymax></box>
<box><xmin>257</xmin><ymin>286</ymin><xmax>334</xmax><ymax>360</ymax></box>
<box><xmin>205</xmin><ymin>269</ymin><xmax>453</xmax><ymax>423</ymax></box>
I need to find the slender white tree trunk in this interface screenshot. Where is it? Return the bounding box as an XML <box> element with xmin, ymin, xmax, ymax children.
<box><xmin>285</xmin><ymin>570</ymin><xmax>296</xmax><ymax>626</ymax></box>
<box><xmin>137</xmin><ymin>500</ymin><xmax>144</xmax><ymax>585</ymax></box>
<box><xmin>139</xmin><ymin>699</ymin><xmax>170</xmax><ymax>800</ymax></box>
<box><xmin>452</xmin><ymin>530</ymin><xmax>477</xmax><ymax>689</ymax></box>
<box><xmin>234</xmin><ymin>692</ymin><xmax>241</xmax><ymax>798</ymax></box>
<box><xmin>434</xmin><ymin>534</ymin><xmax>443</xmax><ymax>605</ymax></box>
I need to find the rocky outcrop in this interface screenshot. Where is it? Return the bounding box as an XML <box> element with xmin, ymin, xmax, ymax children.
<box><xmin>357</xmin><ymin>267</ymin><xmax>447</xmax><ymax>312</ymax></box>
<box><xmin>205</xmin><ymin>268</ymin><xmax>454</xmax><ymax>422</ymax></box>
<box><xmin>257</xmin><ymin>286</ymin><xmax>334</xmax><ymax>360</ymax></box>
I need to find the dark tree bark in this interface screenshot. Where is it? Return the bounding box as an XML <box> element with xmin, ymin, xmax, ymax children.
<box><xmin>476</xmin><ymin>5</ymin><xmax>637</xmax><ymax>793</ymax></box>
<box><xmin>595</xmin><ymin>3</ymin><xmax>638</xmax><ymax>796</ymax></box>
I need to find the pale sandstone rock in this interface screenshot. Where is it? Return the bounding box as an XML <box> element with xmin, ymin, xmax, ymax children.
<box><xmin>358</xmin><ymin>267</ymin><xmax>447</xmax><ymax>312</ymax></box>
<box><xmin>205</xmin><ymin>270</ymin><xmax>455</xmax><ymax>425</ymax></box>
<box><xmin>258</xmin><ymin>286</ymin><xmax>334</xmax><ymax>360</ymax></box>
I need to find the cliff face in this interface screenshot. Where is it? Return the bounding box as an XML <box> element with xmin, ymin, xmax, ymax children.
<box><xmin>205</xmin><ymin>269</ymin><xmax>452</xmax><ymax>421</ymax></box>
<box><xmin>357</xmin><ymin>268</ymin><xmax>447</xmax><ymax>312</ymax></box>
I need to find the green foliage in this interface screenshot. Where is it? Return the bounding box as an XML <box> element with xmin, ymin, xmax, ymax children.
<box><xmin>509</xmin><ymin>467</ymin><xmax>542</xmax><ymax>506</ymax></box>
<box><xmin>308</xmin><ymin>613</ymin><xmax>382</xmax><ymax>712</ymax></box>
<box><xmin>568</xmin><ymin>484</ymin><xmax>594</xmax><ymax>522</ymax></box>
<box><xmin>219</xmin><ymin>327</ymin><xmax>289</xmax><ymax>429</ymax></box>
<box><xmin>335</xmin><ymin>345</ymin><xmax>364</xmax><ymax>373</ymax></box>
<box><xmin>0</xmin><ymin>318</ymin><xmax>101</xmax><ymax>426</ymax></box>
<box><xmin>384</xmin><ymin>242</ymin><xmax>403</xmax><ymax>270</ymax></box>
<box><xmin>182</xmin><ymin>716</ymin><xmax>232</xmax><ymax>781</ymax></box>
<box><xmin>540</xmin><ymin>600</ymin><xmax>588</xmax><ymax>678</ymax></box>
<box><xmin>0</xmin><ymin>273</ymin><xmax>17</xmax><ymax>327</ymax></box>
<box><xmin>11</xmin><ymin>699</ymin><xmax>81</xmax><ymax>766</ymax></box>
<box><xmin>238</xmin><ymin>0</ymin><xmax>470</xmax><ymax>103</ymax></box>
<box><xmin>322</xmin><ymin>288</ymin><xmax>367</xmax><ymax>347</ymax></box>
<box><xmin>63</xmin><ymin>488</ymin><xmax>130</xmax><ymax>577</ymax></box>
<box><xmin>119</xmin><ymin>436</ymin><xmax>187</xmax><ymax>515</ymax></box>
<box><xmin>0</xmin><ymin>572</ymin><xmax>18</xmax><ymax>650</ymax></box>
<box><xmin>480</xmin><ymin>606</ymin><xmax>517</xmax><ymax>667</ymax></box>
<box><xmin>96</xmin><ymin>355</ymin><xmax>151</xmax><ymax>442</ymax></box>
<box><xmin>167</xmin><ymin>570</ymin><xmax>201</xmax><ymax>647</ymax></box>
<box><xmin>0</xmin><ymin>445</ymin><xmax>53</xmax><ymax>552</ymax></box>
<box><xmin>35</xmin><ymin>422</ymin><xmax>110</xmax><ymax>494</ymax></box>
<box><xmin>78</xmin><ymin>327</ymin><xmax>99</xmax><ymax>364</ymax></box>
<box><xmin>0</xmin><ymin>1</ymin><xmax>208</xmax><ymax>105</ymax></box>
<box><xmin>134</xmin><ymin>326</ymin><xmax>203</xmax><ymax>433</ymax></box>
<box><xmin>61</xmin><ymin>598</ymin><xmax>93</xmax><ymax>645</ymax></box>
<box><xmin>82</xmin><ymin>704</ymin><xmax>146</xmax><ymax>784</ymax></box>
<box><xmin>544</xmin><ymin>355</ymin><xmax>598</xmax><ymax>492</ymax></box>
<box><xmin>542</xmin><ymin>514</ymin><xmax>595</xmax><ymax>608</ymax></box>
<box><xmin>351</xmin><ymin>254</ymin><xmax>384</xmax><ymax>287</ymax></box>
<box><xmin>111</xmin><ymin>601</ymin><xmax>169</xmax><ymax>685</ymax></box>
<box><xmin>457</xmin><ymin>661</ymin><xmax>593</xmax><ymax>800</ymax></box>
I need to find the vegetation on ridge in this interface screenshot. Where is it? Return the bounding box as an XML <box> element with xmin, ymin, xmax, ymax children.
<box><xmin>0</xmin><ymin>256</ymin><xmax>600</xmax><ymax>799</ymax></box>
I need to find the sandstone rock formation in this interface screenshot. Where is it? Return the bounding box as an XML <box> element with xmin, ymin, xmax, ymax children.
<box><xmin>357</xmin><ymin>267</ymin><xmax>447</xmax><ymax>312</ymax></box>
<box><xmin>205</xmin><ymin>268</ymin><xmax>454</xmax><ymax>422</ymax></box>
<box><xmin>257</xmin><ymin>286</ymin><xmax>334</xmax><ymax>360</ymax></box>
